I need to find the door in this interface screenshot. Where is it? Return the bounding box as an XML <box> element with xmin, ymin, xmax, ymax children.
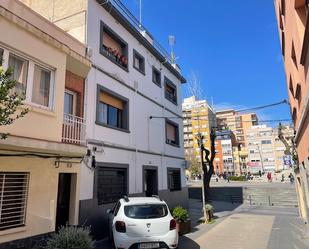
<box><xmin>56</xmin><ymin>173</ymin><xmax>72</xmax><ymax>229</ymax></box>
<box><xmin>144</xmin><ymin>168</ymin><xmax>158</xmax><ymax>197</ymax></box>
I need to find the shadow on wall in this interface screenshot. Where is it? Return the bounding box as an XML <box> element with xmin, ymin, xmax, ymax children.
<box><xmin>188</xmin><ymin>186</ymin><xmax>244</xmax><ymax>204</ymax></box>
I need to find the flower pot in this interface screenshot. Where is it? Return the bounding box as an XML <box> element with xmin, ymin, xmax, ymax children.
<box><xmin>206</xmin><ymin>210</ymin><xmax>213</xmax><ymax>222</ymax></box>
<box><xmin>176</xmin><ymin>219</ymin><xmax>191</xmax><ymax>235</ymax></box>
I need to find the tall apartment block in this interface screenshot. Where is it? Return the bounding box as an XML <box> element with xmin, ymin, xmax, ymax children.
<box><xmin>182</xmin><ymin>96</ymin><xmax>216</xmax><ymax>164</ymax></box>
<box><xmin>4</xmin><ymin>0</ymin><xmax>188</xmax><ymax>241</ymax></box>
<box><xmin>216</xmin><ymin>109</ymin><xmax>258</xmax><ymax>174</ymax></box>
<box><xmin>275</xmin><ymin>0</ymin><xmax>309</xmax><ymax>223</ymax></box>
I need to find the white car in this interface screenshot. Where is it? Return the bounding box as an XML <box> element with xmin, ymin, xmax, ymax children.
<box><xmin>107</xmin><ymin>196</ymin><xmax>178</xmax><ymax>249</ymax></box>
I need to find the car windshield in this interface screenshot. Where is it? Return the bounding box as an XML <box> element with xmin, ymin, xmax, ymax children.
<box><xmin>124</xmin><ymin>204</ymin><xmax>168</xmax><ymax>219</ymax></box>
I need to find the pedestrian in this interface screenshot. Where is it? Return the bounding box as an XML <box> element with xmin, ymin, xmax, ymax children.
<box><xmin>267</xmin><ymin>172</ymin><xmax>272</xmax><ymax>183</ymax></box>
<box><xmin>289</xmin><ymin>173</ymin><xmax>294</xmax><ymax>185</ymax></box>
<box><xmin>281</xmin><ymin>174</ymin><xmax>285</xmax><ymax>182</ymax></box>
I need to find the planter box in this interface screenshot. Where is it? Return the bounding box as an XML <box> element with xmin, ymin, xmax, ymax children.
<box><xmin>177</xmin><ymin>219</ymin><xmax>191</xmax><ymax>235</ymax></box>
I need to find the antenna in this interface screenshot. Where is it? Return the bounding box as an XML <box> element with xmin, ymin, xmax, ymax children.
<box><xmin>139</xmin><ymin>0</ymin><xmax>142</xmax><ymax>29</ymax></box>
<box><xmin>168</xmin><ymin>35</ymin><xmax>176</xmax><ymax>64</ymax></box>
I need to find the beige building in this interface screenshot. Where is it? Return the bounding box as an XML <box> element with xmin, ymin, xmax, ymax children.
<box><xmin>182</xmin><ymin>96</ymin><xmax>216</xmax><ymax>165</ymax></box>
<box><xmin>0</xmin><ymin>0</ymin><xmax>90</xmax><ymax>245</ymax></box>
<box><xmin>274</xmin><ymin>124</ymin><xmax>295</xmax><ymax>172</ymax></box>
<box><xmin>275</xmin><ymin>0</ymin><xmax>309</xmax><ymax>223</ymax></box>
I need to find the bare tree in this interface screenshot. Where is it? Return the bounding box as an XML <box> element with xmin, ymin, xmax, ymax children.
<box><xmin>187</xmin><ymin>71</ymin><xmax>204</xmax><ymax>101</ymax></box>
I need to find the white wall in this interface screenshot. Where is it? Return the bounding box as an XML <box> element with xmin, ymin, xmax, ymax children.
<box><xmin>80</xmin><ymin>0</ymin><xmax>185</xmax><ymax>200</ymax></box>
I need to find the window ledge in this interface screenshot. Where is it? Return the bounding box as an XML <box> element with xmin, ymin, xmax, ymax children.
<box><xmin>152</xmin><ymin>80</ymin><xmax>162</xmax><ymax>88</ymax></box>
<box><xmin>165</xmin><ymin>97</ymin><xmax>178</xmax><ymax>106</ymax></box>
<box><xmin>0</xmin><ymin>226</ymin><xmax>26</xmax><ymax>236</ymax></box>
<box><xmin>166</xmin><ymin>142</ymin><xmax>180</xmax><ymax>148</ymax></box>
<box><xmin>133</xmin><ymin>65</ymin><xmax>145</xmax><ymax>75</ymax></box>
<box><xmin>95</xmin><ymin>121</ymin><xmax>130</xmax><ymax>133</ymax></box>
<box><xmin>22</xmin><ymin>102</ymin><xmax>56</xmax><ymax>117</ymax></box>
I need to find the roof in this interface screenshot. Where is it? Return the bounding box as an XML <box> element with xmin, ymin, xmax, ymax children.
<box><xmin>120</xmin><ymin>197</ymin><xmax>165</xmax><ymax>205</ymax></box>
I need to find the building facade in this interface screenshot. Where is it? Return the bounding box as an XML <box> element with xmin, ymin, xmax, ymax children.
<box><xmin>182</xmin><ymin>96</ymin><xmax>216</xmax><ymax>165</ymax></box>
<box><xmin>215</xmin><ymin>130</ymin><xmax>236</xmax><ymax>174</ymax></box>
<box><xmin>216</xmin><ymin>110</ymin><xmax>258</xmax><ymax>174</ymax></box>
<box><xmin>246</xmin><ymin>125</ymin><xmax>277</xmax><ymax>173</ymax></box>
<box><xmin>0</xmin><ymin>0</ymin><xmax>90</xmax><ymax>245</ymax></box>
<box><xmin>275</xmin><ymin>0</ymin><xmax>309</xmax><ymax>223</ymax></box>
<box><xmin>22</xmin><ymin>0</ymin><xmax>188</xmax><ymax>239</ymax></box>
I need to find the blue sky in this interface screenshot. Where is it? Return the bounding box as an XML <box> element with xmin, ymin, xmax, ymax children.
<box><xmin>122</xmin><ymin>0</ymin><xmax>291</xmax><ymax>124</ymax></box>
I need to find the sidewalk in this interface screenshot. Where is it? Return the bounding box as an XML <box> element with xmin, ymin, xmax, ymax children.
<box><xmin>179</xmin><ymin>199</ymin><xmax>309</xmax><ymax>249</ymax></box>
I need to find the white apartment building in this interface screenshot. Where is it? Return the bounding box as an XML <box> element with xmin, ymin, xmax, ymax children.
<box><xmin>21</xmin><ymin>0</ymin><xmax>187</xmax><ymax>239</ymax></box>
<box><xmin>246</xmin><ymin>125</ymin><xmax>277</xmax><ymax>173</ymax></box>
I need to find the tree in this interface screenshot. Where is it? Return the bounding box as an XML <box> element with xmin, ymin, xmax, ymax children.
<box><xmin>0</xmin><ymin>64</ymin><xmax>28</xmax><ymax>138</ymax></box>
<box><xmin>186</xmin><ymin>149</ymin><xmax>202</xmax><ymax>177</ymax></box>
<box><xmin>198</xmin><ymin>128</ymin><xmax>216</xmax><ymax>193</ymax></box>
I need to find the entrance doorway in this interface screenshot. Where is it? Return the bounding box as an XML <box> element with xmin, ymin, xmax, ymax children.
<box><xmin>144</xmin><ymin>167</ymin><xmax>158</xmax><ymax>197</ymax></box>
<box><xmin>56</xmin><ymin>173</ymin><xmax>72</xmax><ymax>229</ymax></box>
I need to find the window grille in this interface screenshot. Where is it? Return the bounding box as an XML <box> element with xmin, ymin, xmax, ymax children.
<box><xmin>0</xmin><ymin>172</ymin><xmax>29</xmax><ymax>231</ymax></box>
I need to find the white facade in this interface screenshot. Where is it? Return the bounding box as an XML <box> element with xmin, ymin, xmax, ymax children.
<box><xmin>79</xmin><ymin>0</ymin><xmax>187</xmax><ymax>238</ymax></box>
<box><xmin>246</xmin><ymin>125</ymin><xmax>277</xmax><ymax>172</ymax></box>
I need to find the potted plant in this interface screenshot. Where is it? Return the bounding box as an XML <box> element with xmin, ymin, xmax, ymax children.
<box><xmin>205</xmin><ymin>204</ymin><xmax>214</xmax><ymax>223</ymax></box>
<box><xmin>172</xmin><ymin>205</ymin><xmax>191</xmax><ymax>235</ymax></box>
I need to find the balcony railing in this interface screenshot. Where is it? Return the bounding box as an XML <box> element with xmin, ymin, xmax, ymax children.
<box><xmin>62</xmin><ymin>114</ymin><xmax>86</xmax><ymax>145</ymax></box>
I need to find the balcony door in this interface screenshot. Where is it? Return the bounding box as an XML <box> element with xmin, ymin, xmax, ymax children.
<box><xmin>64</xmin><ymin>90</ymin><xmax>76</xmax><ymax>116</ymax></box>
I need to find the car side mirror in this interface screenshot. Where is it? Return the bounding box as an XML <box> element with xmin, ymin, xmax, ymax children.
<box><xmin>106</xmin><ymin>209</ymin><xmax>112</xmax><ymax>214</ymax></box>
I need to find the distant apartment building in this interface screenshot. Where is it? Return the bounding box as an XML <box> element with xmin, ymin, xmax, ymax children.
<box><xmin>274</xmin><ymin>124</ymin><xmax>295</xmax><ymax>171</ymax></box>
<box><xmin>246</xmin><ymin>125</ymin><xmax>277</xmax><ymax>173</ymax></box>
<box><xmin>275</xmin><ymin>0</ymin><xmax>309</xmax><ymax>223</ymax></box>
<box><xmin>182</xmin><ymin>96</ymin><xmax>216</xmax><ymax>163</ymax></box>
<box><xmin>22</xmin><ymin>0</ymin><xmax>188</xmax><ymax>239</ymax></box>
<box><xmin>0</xmin><ymin>0</ymin><xmax>91</xmax><ymax>245</ymax></box>
<box><xmin>216</xmin><ymin>110</ymin><xmax>258</xmax><ymax>174</ymax></box>
<box><xmin>214</xmin><ymin>130</ymin><xmax>236</xmax><ymax>174</ymax></box>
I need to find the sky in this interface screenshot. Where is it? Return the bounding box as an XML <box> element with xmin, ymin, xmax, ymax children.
<box><xmin>122</xmin><ymin>0</ymin><xmax>291</xmax><ymax>125</ymax></box>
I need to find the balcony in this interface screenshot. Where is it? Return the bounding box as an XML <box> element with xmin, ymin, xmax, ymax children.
<box><xmin>62</xmin><ymin>114</ymin><xmax>86</xmax><ymax>145</ymax></box>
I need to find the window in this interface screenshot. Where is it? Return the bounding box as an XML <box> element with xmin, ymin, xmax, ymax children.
<box><xmin>166</xmin><ymin>119</ymin><xmax>179</xmax><ymax>146</ymax></box>
<box><xmin>124</xmin><ymin>204</ymin><xmax>168</xmax><ymax>219</ymax></box>
<box><xmin>167</xmin><ymin>168</ymin><xmax>181</xmax><ymax>191</ymax></box>
<box><xmin>96</xmin><ymin>86</ymin><xmax>129</xmax><ymax>131</ymax></box>
<box><xmin>261</xmin><ymin>140</ymin><xmax>272</xmax><ymax>145</ymax></box>
<box><xmin>0</xmin><ymin>172</ymin><xmax>29</xmax><ymax>231</ymax></box>
<box><xmin>100</xmin><ymin>21</ymin><xmax>128</xmax><ymax>70</ymax></box>
<box><xmin>164</xmin><ymin>77</ymin><xmax>177</xmax><ymax>104</ymax></box>
<box><xmin>97</xmin><ymin>167</ymin><xmax>127</xmax><ymax>204</ymax></box>
<box><xmin>289</xmin><ymin>76</ymin><xmax>294</xmax><ymax>97</ymax></box>
<box><xmin>291</xmin><ymin>42</ymin><xmax>298</xmax><ymax>69</ymax></box>
<box><xmin>0</xmin><ymin>48</ymin><xmax>3</xmax><ymax>66</ymax></box>
<box><xmin>32</xmin><ymin>65</ymin><xmax>52</xmax><ymax>107</ymax></box>
<box><xmin>8</xmin><ymin>54</ymin><xmax>28</xmax><ymax>95</ymax></box>
<box><xmin>64</xmin><ymin>90</ymin><xmax>76</xmax><ymax>115</ymax></box>
<box><xmin>292</xmin><ymin>107</ymin><xmax>297</xmax><ymax>122</ymax></box>
<box><xmin>295</xmin><ymin>83</ymin><xmax>302</xmax><ymax>101</ymax></box>
<box><xmin>152</xmin><ymin>66</ymin><xmax>161</xmax><ymax>86</ymax></box>
<box><xmin>281</xmin><ymin>0</ymin><xmax>285</xmax><ymax>16</ymax></box>
<box><xmin>1</xmin><ymin>47</ymin><xmax>55</xmax><ymax>109</ymax></box>
<box><xmin>133</xmin><ymin>49</ymin><xmax>145</xmax><ymax>74</ymax></box>
<box><xmin>281</xmin><ymin>32</ymin><xmax>285</xmax><ymax>57</ymax></box>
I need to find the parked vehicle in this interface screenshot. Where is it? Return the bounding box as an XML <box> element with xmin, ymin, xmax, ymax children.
<box><xmin>107</xmin><ymin>196</ymin><xmax>178</xmax><ymax>249</ymax></box>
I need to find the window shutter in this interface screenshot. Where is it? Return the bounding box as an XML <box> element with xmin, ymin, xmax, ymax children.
<box><xmin>100</xmin><ymin>92</ymin><xmax>124</xmax><ymax>110</ymax></box>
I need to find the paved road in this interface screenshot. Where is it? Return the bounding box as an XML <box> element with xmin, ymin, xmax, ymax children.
<box><xmin>179</xmin><ymin>200</ymin><xmax>309</xmax><ymax>249</ymax></box>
